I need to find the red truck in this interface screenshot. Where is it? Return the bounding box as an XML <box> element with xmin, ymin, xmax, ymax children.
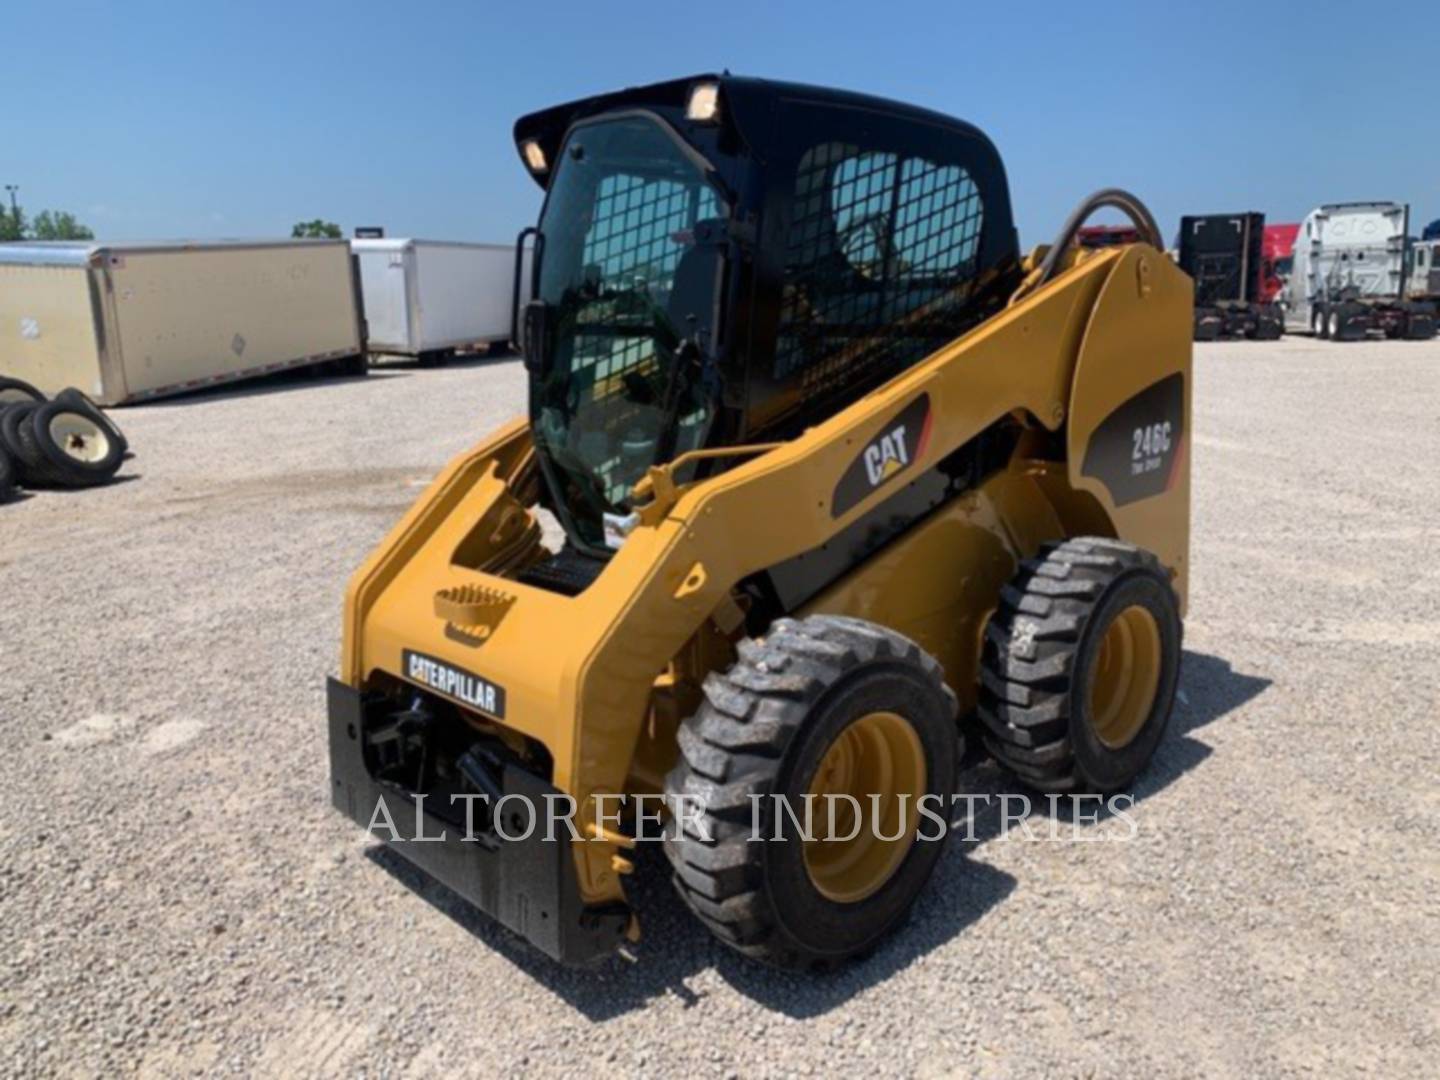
<box><xmin>1261</xmin><ymin>223</ymin><xmax>1299</xmax><ymax>304</ymax></box>
<box><xmin>1076</xmin><ymin>224</ymin><xmax>1142</xmax><ymax>248</ymax></box>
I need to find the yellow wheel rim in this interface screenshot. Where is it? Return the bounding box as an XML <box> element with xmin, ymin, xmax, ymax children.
<box><xmin>802</xmin><ymin>711</ymin><xmax>926</xmax><ymax>904</ymax></box>
<box><xmin>1087</xmin><ymin>605</ymin><xmax>1163</xmax><ymax>749</ymax></box>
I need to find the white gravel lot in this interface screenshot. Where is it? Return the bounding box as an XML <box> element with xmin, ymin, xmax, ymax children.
<box><xmin>1</xmin><ymin>338</ymin><xmax>1438</xmax><ymax>1077</ymax></box>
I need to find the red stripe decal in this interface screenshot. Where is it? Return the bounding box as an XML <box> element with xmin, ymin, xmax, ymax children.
<box><xmin>917</xmin><ymin>401</ymin><xmax>934</xmax><ymax>460</ymax></box>
<box><xmin>1166</xmin><ymin>432</ymin><xmax>1187</xmax><ymax>491</ymax></box>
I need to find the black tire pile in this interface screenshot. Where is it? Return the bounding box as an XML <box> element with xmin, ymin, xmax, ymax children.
<box><xmin>0</xmin><ymin>377</ymin><xmax>131</xmax><ymax>502</ymax></box>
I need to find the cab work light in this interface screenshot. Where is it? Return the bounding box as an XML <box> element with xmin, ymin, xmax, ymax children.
<box><xmin>521</xmin><ymin>139</ymin><xmax>548</xmax><ymax>173</ymax></box>
<box><xmin>686</xmin><ymin>82</ymin><xmax>721</xmax><ymax>123</ymax></box>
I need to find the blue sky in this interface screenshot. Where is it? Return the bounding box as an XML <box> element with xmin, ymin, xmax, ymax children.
<box><xmin>4</xmin><ymin>0</ymin><xmax>1438</xmax><ymax>246</ymax></box>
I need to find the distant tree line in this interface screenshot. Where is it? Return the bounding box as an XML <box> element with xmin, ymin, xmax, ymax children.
<box><xmin>0</xmin><ymin>199</ymin><xmax>95</xmax><ymax>242</ymax></box>
<box><xmin>291</xmin><ymin>219</ymin><xmax>342</xmax><ymax>239</ymax></box>
<box><xmin>0</xmin><ymin>201</ymin><xmax>343</xmax><ymax>243</ymax></box>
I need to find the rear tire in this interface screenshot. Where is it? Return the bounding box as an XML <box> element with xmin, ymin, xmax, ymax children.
<box><xmin>663</xmin><ymin>615</ymin><xmax>959</xmax><ymax>970</ymax></box>
<box><xmin>1251</xmin><ymin>311</ymin><xmax>1283</xmax><ymax>341</ymax></box>
<box><xmin>0</xmin><ymin>377</ymin><xmax>46</xmax><ymax>407</ymax></box>
<box><xmin>979</xmin><ymin>538</ymin><xmax>1182</xmax><ymax>794</ymax></box>
<box><xmin>0</xmin><ymin>445</ymin><xmax>15</xmax><ymax>503</ymax></box>
<box><xmin>1312</xmin><ymin>306</ymin><xmax>1328</xmax><ymax>339</ymax></box>
<box><xmin>1</xmin><ymin>404</ymin><xmax>63</xmax><ymax>487</ymax></box>
<box><xmin>0</xmin><ymin>403</ymin><xmax>33</xmax><ymax>464</ymax></box>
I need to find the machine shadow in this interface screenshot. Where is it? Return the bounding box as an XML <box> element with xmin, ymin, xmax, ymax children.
<box><xmin>364</xmin><ymin>648</ymin><xmax>1268</xmax><ymax>1020</ymax></box>
<box><xmin>962</xmin><ymin>649</ymin><xmax>1270</xmax><ymax>836</ymax></box>
<box><xmin>1137</xmin><ymin>648</ymin><xmax>1271</xmax><ymax>801</ymax></box>
<box><xmin>365</xmin><ymin>837</ymin><xmax>1017</xmax><ymax>1022</ymax></box>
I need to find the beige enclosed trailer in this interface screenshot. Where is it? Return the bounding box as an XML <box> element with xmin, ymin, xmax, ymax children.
<box><xmin>352</xmin><ymin>239</ymin><xmax>529</xmax><ymax>360</ymax></box>
<box><xmin>0</xmin><ymin>240</ymin><xmax>366</xmax><ymax>405</ymax></box>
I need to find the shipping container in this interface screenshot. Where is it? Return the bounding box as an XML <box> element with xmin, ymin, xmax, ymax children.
<box><xmin>0</xmin><ymin>239</ymin><xmax>366</xmax><ymax>405</ymax></box>
<box><xmin>352</xmin><ymin>239</ymin><xmax>529</xmax><ymax>360</ymax></box>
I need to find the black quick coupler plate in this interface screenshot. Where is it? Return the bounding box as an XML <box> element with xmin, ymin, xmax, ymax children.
<box><xmin>326</xmin><ymin>678</ymin><xmax>628</xmax><ymax>965</ymax></box>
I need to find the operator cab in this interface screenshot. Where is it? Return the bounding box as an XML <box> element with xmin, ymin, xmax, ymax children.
<box><xmin>513</xmin><ymin>74</ymin><xmax>1020</xmax><ymax>556</ymax></box>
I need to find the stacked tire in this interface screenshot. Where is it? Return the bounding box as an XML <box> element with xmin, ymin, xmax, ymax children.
<box><xmin>0</xmin><ymin>378</ymin><xmax>129</xmax><ymax>501</ymax></box>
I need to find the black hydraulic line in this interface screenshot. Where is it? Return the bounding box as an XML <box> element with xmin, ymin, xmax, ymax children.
<box><xmin>457</xmin><ymin>747</ymin><xmax>505</xmax><ymax>805</ymax></box>
<box><xmin>1035</xmin><ymin>188</ymin><xmax>1165</xmax><ymax>290</ymax></box>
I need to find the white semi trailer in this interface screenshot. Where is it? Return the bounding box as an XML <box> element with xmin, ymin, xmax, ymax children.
<box><xmin>352</xmin><ymin>239</ymin><xmax>530</xmax><ymax>363</ymax></box>
<box><xmin>1284</xmin><ymin>202</ymin><xmax>1437</xmax><ymax>340</ymax></box>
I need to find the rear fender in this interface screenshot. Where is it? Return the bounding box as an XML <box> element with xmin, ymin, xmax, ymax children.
<box><xmin>1066</xmin><ymin>246</ymin><xmax>1193</xmax><ymax>610</ymax></box>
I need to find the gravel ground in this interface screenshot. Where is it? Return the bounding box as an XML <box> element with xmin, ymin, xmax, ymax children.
<box><xmin>2</xmin><ymin>338</ymin><xmax>1438</xmax><ymax>1077</ymax></box>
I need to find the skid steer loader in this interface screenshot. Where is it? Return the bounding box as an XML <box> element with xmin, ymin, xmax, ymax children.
<box><xmin>327</xmin><ymin>75</ymin><xmax>1191</xmax><ymax>969</ymax></box>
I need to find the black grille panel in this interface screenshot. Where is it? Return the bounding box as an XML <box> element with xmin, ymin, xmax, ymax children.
<box><xmin>518</xmin><ymin>547</ymin><xmax>608</xmax><ymax>597</ymax></box>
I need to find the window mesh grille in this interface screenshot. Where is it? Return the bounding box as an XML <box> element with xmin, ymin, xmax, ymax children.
<box><xmin>560</xmin><ymin>174</ymin><xmax>720</xmax><ymax>504</ymax></box>
<box><xmin>775</xmin><ymin>142</ymin><xmax>985</xmax><ymax>399</ymax></box>
<box><xmin>572</xmin><ymin>175</ymin><xmax>719</xmax><ymax>389</ymax></box>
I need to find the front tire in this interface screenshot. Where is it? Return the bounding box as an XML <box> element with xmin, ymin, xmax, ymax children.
<box><xmin>979</xmin><ymin>538</ymin><xmax>1182</xmax><ymax>794</ymax></box>
<box><xmin>663</xmin><ymin>615</ymin><xmax>959</xmax><ymax>970</ymax></box>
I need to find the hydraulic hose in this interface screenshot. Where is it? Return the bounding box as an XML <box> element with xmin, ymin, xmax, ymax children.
<box><xmin>1033</xmin><ymin>188</ymin><xmax>1165</xmax><ymax>291</ymax></box>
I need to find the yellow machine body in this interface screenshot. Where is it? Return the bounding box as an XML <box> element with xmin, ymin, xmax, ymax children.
<box><xmin>338</xmin><ymin>243</ymin><xmax>1192</xmax><ymax>915</ymax></box>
